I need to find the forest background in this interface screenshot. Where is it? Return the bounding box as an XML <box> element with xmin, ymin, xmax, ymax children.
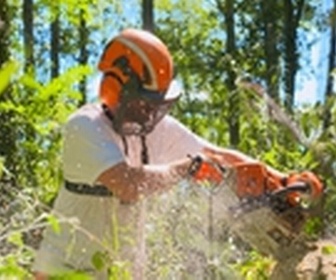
<box><xmin>1</xmin><ymin>0</ymin><xmax>336</xmax><ymax>279</ymax></box>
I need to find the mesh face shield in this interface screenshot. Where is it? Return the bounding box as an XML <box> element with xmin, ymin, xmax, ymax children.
<box><xmin>112</xmin><ymin>79</ymin><xmax>181</xmax><ymax>136</ymax></box>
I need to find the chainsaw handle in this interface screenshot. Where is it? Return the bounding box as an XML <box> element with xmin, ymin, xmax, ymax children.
<box><xmin>271</xmin><ymin>182</ymin><xmax>310</xmax><ymax>198</ymax></box>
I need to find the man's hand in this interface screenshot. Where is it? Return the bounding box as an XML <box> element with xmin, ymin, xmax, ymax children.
<box><xmin>188</xmin><ymin>154</ymin><xmax>224</xmax><ymax>184</ymax></box>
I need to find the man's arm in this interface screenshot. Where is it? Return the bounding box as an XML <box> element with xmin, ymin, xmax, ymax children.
<box><xmin>203</xmin><ymin>146</ymin><xmax>286</xmax><ymax>178</ymax></box>
<box><xmin>95</xmin><ymin>158</ymin><xmax>192</xmax><ymax>203</ymax></box>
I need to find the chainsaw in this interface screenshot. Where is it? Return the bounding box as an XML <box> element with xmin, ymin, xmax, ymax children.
<box><xmin>188</xmin><ymin>155</ymin><xmax>325</xmax><ymax>260</ymax></box>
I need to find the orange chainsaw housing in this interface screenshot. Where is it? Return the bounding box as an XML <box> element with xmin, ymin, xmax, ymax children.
<box><xmin>190</xmin><ymin>158</ymin><xmax>323</xmax><ymax>205</ymax></box>
<box><xmin>191</xmin><ymin>160</ymin><xmax>223</xmax><ymax>184</ymax></box>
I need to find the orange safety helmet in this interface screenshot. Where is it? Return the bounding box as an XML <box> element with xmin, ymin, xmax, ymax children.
<box><xmin>97</xmin><ymin>28</ymin><xmax>181</xmax><ymax>136</ymax></box>
<box><xmin>98</xmin><ymin>28</ymin><xmax>175</xmax><ymax>108</ymax></box>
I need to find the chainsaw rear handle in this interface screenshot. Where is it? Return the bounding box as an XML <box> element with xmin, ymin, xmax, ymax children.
<box><xmin>271</xmin><ymin>182</ymin><xmax>310</xmax><ymax>198</ymax></box>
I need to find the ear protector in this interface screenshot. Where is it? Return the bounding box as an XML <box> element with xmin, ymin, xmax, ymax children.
<box><xmin>99</xmin><ymin>73</ymin><xmax>122</xmax><ymax>108</ymax></box>
<box><xmin>99</xmin><ymin>55</ymin><xmax>143</xmax><ymax>109</ymax></box>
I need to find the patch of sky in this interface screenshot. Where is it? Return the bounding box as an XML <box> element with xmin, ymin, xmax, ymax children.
<box><xmin>294</xmin><ymin>0</ymin><xmax>334</xmax><ymax>106</ymax></box>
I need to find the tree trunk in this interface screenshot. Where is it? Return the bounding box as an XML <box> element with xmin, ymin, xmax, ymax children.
<box><xmin>78</xmin><ymin>8</ymin><xmax>88</xmax><ymax>105</ymax></box>
<box><xmin>0</xmin><ymin>0</ymin><xmax>17</xmax><ymax>180</ymax></box>
<box><xmin>283</xmin><ymin>0</ymin><xmax>303</xmax><ymax>111</ymax></box>
<box><xmin>142</xmin><ymin>0</ymin><xmax>154</xmax><ymax>32</ymax></box>
<box><xmin>215</xmin><ymin>0</ymin><xmax>239</xmax><ymax>146</ymax></box>
<box><xmin>283</xmin><ymin>0</ymin><xmax>296</xmax><ymax>110</ymax></box>
<box><xmin>261</xmin><ymin>0</ymin><xmax>280</xmax><ymax>101</ymax></box>
<box><xmin>323</xmin><ymin>0</ymin><xmax>336</xmax><ymax>130</ymax></box>
<box><xmin>224</xmin><ymin>0</ymin><xmax>239</xmax><ymax>147</ymax></box>
<box><xmin>23</xmin><ymin>0</ymin><xmax>34</xmax><ymax>73</ymax></box>
<box><xmin>0</xmin><ymin>0</ymin><xmax>10</xmax><ymax>66</ymax></box>
<box><xmin>50</xmin><ymin>3</ymin><xmax>60</xmax><ymax>79</ymax></box>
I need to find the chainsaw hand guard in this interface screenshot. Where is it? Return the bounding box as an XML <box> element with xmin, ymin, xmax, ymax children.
<box><xmin>285</xmin><ymin>171</ymin><xmax>324</xmax><ymax>202</ymax></box>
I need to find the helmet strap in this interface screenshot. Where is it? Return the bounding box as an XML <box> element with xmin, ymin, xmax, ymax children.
<box><xmin>140</xmin><ymin>135</ymin><xmax>149</xmax><ymax>164</ymax></box>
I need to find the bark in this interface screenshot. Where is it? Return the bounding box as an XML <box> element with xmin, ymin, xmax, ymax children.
<box><xmin>261</xmin><ymin>0</ymin><xmax>280</xmax><ymax>101</ymax></box>
<box><xmin>215</xmin><ymin>0</ymin><xmax>239</xmax><ymax>146</ymax></box>
<box><xmin>323</xmin><ymin>2</ymin><xmax>336</xmax><ymax>130</ymax></box>
<box><xmin>142</xmin><ymin>0</ymin><xmax>154</xmax><ymax>32</ymax></box>
<box><xmin>0</xmin><ymin>0</ymin><xmax>10</xmax><ymax>65</ymax></box>
<box><xmin>23</xmin><ymin>0</ymin><xmax>34</xmax><ymax>72</ymax></box>
<box><xmin>283</xmin><ymin>0</ymin><xmax>304</xmax><ymax>111</ymax></box>
<box><xmin>220</xmin><ymin>0</ymin><xmax>239</xmax><ymax>147</ymax></box>
<box><xmin>0</xmin><ymin>0</ymin><xmax>17</xmax><ymax>179</ymax></box>
<box><xmin>50</xmin><ymin>3</ymin><xmax>60</xmax><ymax>79</ymax></box>
<box><xmin>78</xmin><ymin>8</ymin><xmax>88</xmax><ymax>105</ymax></box>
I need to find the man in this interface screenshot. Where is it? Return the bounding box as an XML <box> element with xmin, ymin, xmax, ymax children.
<box><xmin>33</xmin><ymin>28</ymin><xmax>322</xmax><ymax>279</ymax></box>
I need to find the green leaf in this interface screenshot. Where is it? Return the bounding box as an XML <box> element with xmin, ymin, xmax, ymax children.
<box><xmin>0</xmin><ymin>156</ymin><xmax>4</xmax><ymax>180</ymax></box>
<box><xmin>7</xmin><ymin>232</ymin><xmax>23</xmax><ymax>247</ymax></box>
<box><xmin>47</xmin><ymin>214</ymin><xmax>61</xmax><ymax>234</ymax></box>
<box><xmin>91</xmin><ymin>251</ymin><xmax>106</xmax><ymax>271</ymax></box>
<box><xmin>322</xmin><ymin>245</ymin><xmax>336</xmax><ymax>255</ymax></box>
<box><xmin>0</xmin><ymin>61</ymin><xmax>18</xmax><ymax>95</ymax></box>
<box><xmin>50</xmin><ymin>271</ymin><xmax>92</xmax><ymax>279</ymax></box>
<box><xmin>0</xmin><ymin>254</ymin><xmax>27</xmax><ymax>278</ymax></box>
<box><xmin>20</xmin><ymin>74</ymin><xmax>43</xmax><ymax>90</ymax></box>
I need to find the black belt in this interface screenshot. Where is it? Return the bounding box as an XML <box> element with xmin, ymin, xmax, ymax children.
<box><xmin>65</xmin><ymin>180</ymin><xmax>113</xmax><ymax>197</ymax></box>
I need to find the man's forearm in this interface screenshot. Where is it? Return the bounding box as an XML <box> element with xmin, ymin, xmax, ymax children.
<box><xmin>96</xmin><ymin>157</ymin><xmax>193</xmax><ymax>203</ymax></box>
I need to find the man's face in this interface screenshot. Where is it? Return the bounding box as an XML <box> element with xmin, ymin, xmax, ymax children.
<box><xmin>110</xmin><ymin>79</ymin><xmax>182</xmax><ymax>136</ymax></box>
<box><xmin>112</xmin><ymin>97</ymin><xmax>174</xmax><ymax>136</ymax></box>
